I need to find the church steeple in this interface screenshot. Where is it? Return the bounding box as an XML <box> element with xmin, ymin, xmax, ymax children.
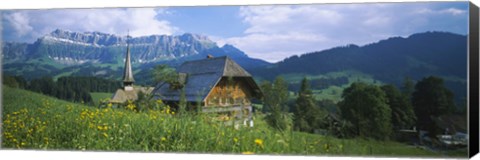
<box><xmin>123</xmin><ymin>32</ymin><xmax>135</xmax><ymax>90</ymax></box>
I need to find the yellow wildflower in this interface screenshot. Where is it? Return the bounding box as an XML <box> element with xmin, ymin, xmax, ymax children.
<box><xmin>166</xmin><ymin>107</ymin><xmax>171</xmax><ymax>114</ymax></box>
<box><xmin>156</xmin><ymin>99</ymin><xmax>163</xmax><ymax>104</ymax></box>
<box><xmin>254</xmin><ymin>139</ymin><xmax>263</xmax><ymax>146</ymax></box>
<box><xmin>127</xmin><ymin>103</ymin><xmax>136</xmax><ymax>111</ymax></box>
<box><xmin>97</xmin><ymin>125</ymin><xmax>108</xmax><ymax>131</ymax></box>
<box><xmin>89</xmin><ymin>123</ymin><xmax>95</xmax><ymax>129</ymax></box>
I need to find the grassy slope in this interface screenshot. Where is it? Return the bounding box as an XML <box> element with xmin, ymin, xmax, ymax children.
<box><xmin>2</xmin><ymin>86</ymin><xmax>464</xmax><ymax>157</ymax></box>
<box><xmin>90</xmin><ymin>92</ymin><xmax>113</xmax><ymax>106</ymax></box>
<box><xmin>283</xmin><ymin>70</ymin><xmax>380</xmax><ymax>102</ymax></box>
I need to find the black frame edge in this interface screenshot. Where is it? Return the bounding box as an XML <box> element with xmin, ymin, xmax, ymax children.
<box><xmin>469</xmin><ymin>1</ymin><xmax>479</xmax><ymax>158</ymax></box>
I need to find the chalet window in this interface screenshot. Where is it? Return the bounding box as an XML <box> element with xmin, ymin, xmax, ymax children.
<box><xmin>211</xmin><ymin>97</ymin><xmax>218</xmax><ymax>106</ymax></box>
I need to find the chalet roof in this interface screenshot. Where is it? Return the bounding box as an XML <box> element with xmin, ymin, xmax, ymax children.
<box><xmin>177</xmin><ymin>55</ymin><xmax>251</xmax><ymax>77</ymax></box>
<box><xmin>152</xmin><ymin>56</ymin><xmax>261</xmax><ymax>102</ymax></box>
<box><xmin>110</xmin><ymin>86</ymin><xmax>154</xmax><ymax>103</ymax></box>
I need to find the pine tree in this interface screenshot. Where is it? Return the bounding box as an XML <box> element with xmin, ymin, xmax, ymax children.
<box><xmin>381</xmin><ymin>84</ymin><xmax>416</xmax><ymax>131</ymax></box>
<box><xmin>178</xmin><ymin>87</ymin><xmax>187</xmax><ymax>114</ymax></box>
<box><xmin>261</xmin><ymin>76</ymin><xmax>290</xmax><ymax>131</ymax></box>
<box><xmin>293</xmin><ymin>77</ymin><xmax>323</xmax><ymax>133</ymax></box>
<box><xmin>412</xmin><ymin>76</ymin><xmax>455</xmax><ymax>136</ymax></box>
<box><xmin>401</xmin><ymin>77</ymin><xmax>415</xmax><ymax>101</ymax></box>
<box><xmin>338</xmin><ymin>82</ymin><xmax>392</xmax><ymax>140</ymax></box>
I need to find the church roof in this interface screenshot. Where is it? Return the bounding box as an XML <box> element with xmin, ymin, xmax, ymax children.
<box><xmin>152</xmin><ymin>56</ymin><xmax>261</xmax><ymax>102</ymax></box>
<box><xmin>123</xmin><ymin>44</ymin><xmax>135</xmax><ymax>83</ymax></box>
<box><xmin>110</xmin><ymin>87</ymin><xmax>154</xmax><ymax>103</ymax></box>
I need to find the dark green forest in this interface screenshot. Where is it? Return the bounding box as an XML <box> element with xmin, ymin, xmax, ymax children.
<box><xmin>3</xmin><ymin>75</ymin><xmax>121</xmax><ymax>105</ymax></box>
<box><xmin>260</xmin><ymin>75</ymin><xmax>464</xmax><ymax>142</ymax></box>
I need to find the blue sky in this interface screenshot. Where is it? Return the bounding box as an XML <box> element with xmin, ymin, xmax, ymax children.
<box><xmin>1</xmin><ymin>2</ymin><xmax>469</xmax><ymax>62</ymax></box>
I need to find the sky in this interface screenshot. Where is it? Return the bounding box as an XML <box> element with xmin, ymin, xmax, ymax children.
<box><xmin>1</xmin><ymin>2</ymin><xmax>469</xmax><ymax>63</ymax></box>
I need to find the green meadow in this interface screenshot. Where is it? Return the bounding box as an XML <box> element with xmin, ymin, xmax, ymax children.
<box><xmin>1</xmin><ymin>85</ymin><xmax>463</xmax><ymax>157</ymax></box>
<box><xmin>90</xmin><ymin>92</ymin><xmax>113</xmax><ymax>106</ymax></box>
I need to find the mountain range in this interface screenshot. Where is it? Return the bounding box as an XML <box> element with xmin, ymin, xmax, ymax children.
<box><xmin>255</xmin><ymin>31</ymin><xmax>466</xmax><ymax>83</ymax></box>
<box><xmin>2</xmin><ymin>29</ymin><xmax>270</xmax><ymax>82</ymax></box>
<box><xmin>2</xmin><ymin>30</ymin><xmax>468</xmax><ymax>105</ymax></box>
<box><xmin>251</xmin><ymin>31</ymin><xmax>467</xmax><ymax>105</ymax></box>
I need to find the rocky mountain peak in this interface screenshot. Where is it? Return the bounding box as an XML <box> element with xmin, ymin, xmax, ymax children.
<box><xmin>179</xmin><ymin>33</ymin><xmax>211</xmax><ymax>42</ymax></box>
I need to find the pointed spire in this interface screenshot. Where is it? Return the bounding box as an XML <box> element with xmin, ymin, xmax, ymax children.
<box><xmin>123</xmin><ymin>31</ymin><xmax>135</xmax><ymax>89</ymax></box>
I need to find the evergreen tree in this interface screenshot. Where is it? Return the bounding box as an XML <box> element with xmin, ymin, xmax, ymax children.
<box><xmin>317</xmin><ymin>99</ymin><xmax>337</xmax><ymax>113</ymax></box>
<box><xmin>260</xmin><ymin>81</ymin><xmax>273</xmax><ymax>113</ymax></box>
<box><xmin>338</xmin><ymin>82</ymin><xmax>392</xmax><ymax>140</ymax></box>
<box><xmin>401</xmin><ymin>77</ymin><xmax>415</xmax><ymax>101</ymax></box>
<box><xmin>381</xmin><ymin>84</ymin><xmax>416</xmax><ymax>131</ymax></box>
<box><xmin>152</xmin><ymin>64</ymin><xmax>179</xmax><ymax>84</ymax></box>
<box><xmin>293</xmin><ymin>77</ymin><xmax>324</xmax><ymax>133</ymax></box>
<box><xmin>23</xmin><ymin>76</ymin><xmax>121</xmax><ymax>105</ymax></box>
<box><xmin>261</xmin><ymin>76</ymin><xmax>290</xmax><ymax>131</ymax></box>
<box><xmin>14</xmin><ymin>76</ymin><xmax>27</xmax><ymax>89</ymax></box>
<box><xmin>412</xmin><ymin>76</ymin><xmax>455</xmax><ymax>136</ymax></box>
<box><xmin>178</xmin><ymin>87</ymin><xmax>187</xmax><ymax>114</ymax></box>
<box><xmin>3</xmin><ymin>75</ymin><xmax>20</xmax><ymax>88</ymax></box>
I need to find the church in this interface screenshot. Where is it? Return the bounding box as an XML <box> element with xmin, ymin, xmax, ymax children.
<box><xmin>110</xmin><ymin>41</ymin><xmax>153</xmax><ymax>104</ymax></box>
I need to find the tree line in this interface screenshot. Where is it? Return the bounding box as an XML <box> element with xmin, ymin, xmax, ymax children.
<box><xmin>261</xmin><ymin>75</ymin><xmax>458</xmax><ymax>141</ymax></box>
<box><xmin>287</xmin><ymin>77</ymin><xmax>349</xmax><ymax>91</ymax></box>
<box><xmin>3</xmin><ymin>75</ymin><xmax>121</xmax><ymax>105</ymax></box>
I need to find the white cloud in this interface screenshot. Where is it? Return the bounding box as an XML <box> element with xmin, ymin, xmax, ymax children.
<box><xmin>239</xmin><ymin>5</ymin><xmax>342</xmax><ymax>35</ymax></box>
<box><xmin>2</xmin><ymin>3</ymin><xmax>468</xmax><ymax>63</ymax></box>
<box><xmin>3</xmin><ymin>12</ymin><xmax>33</xmax><ymax>37</ymax></box>
<box><xmin>413</xmin><ymin>7</ymin><xmax>467</xmax><ymax>16</ymax></box>
<box><xmin>2</xmin><ymin>8</ymin><xmax>178</xmax><ymax>42</ymax></box>
<box><xmin>225</xmin><ymin>32</ymin><xmax>331</xmax><ymax>62</ymax></box>
<box><xmin>221</xmin><ymin>3</ymin><xmax>468</xmax><ymax>62</ymax></box>
<box><xmin>440</xmin><ymin>8</ymin><xmax>466</xmax><ymax>16</ymax></box>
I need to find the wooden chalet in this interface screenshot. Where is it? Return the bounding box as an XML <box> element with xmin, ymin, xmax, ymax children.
<box><xmin>152</xmin><ymin>56</ymin><xmax>262</xmax><ymax>127</ymax></box>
